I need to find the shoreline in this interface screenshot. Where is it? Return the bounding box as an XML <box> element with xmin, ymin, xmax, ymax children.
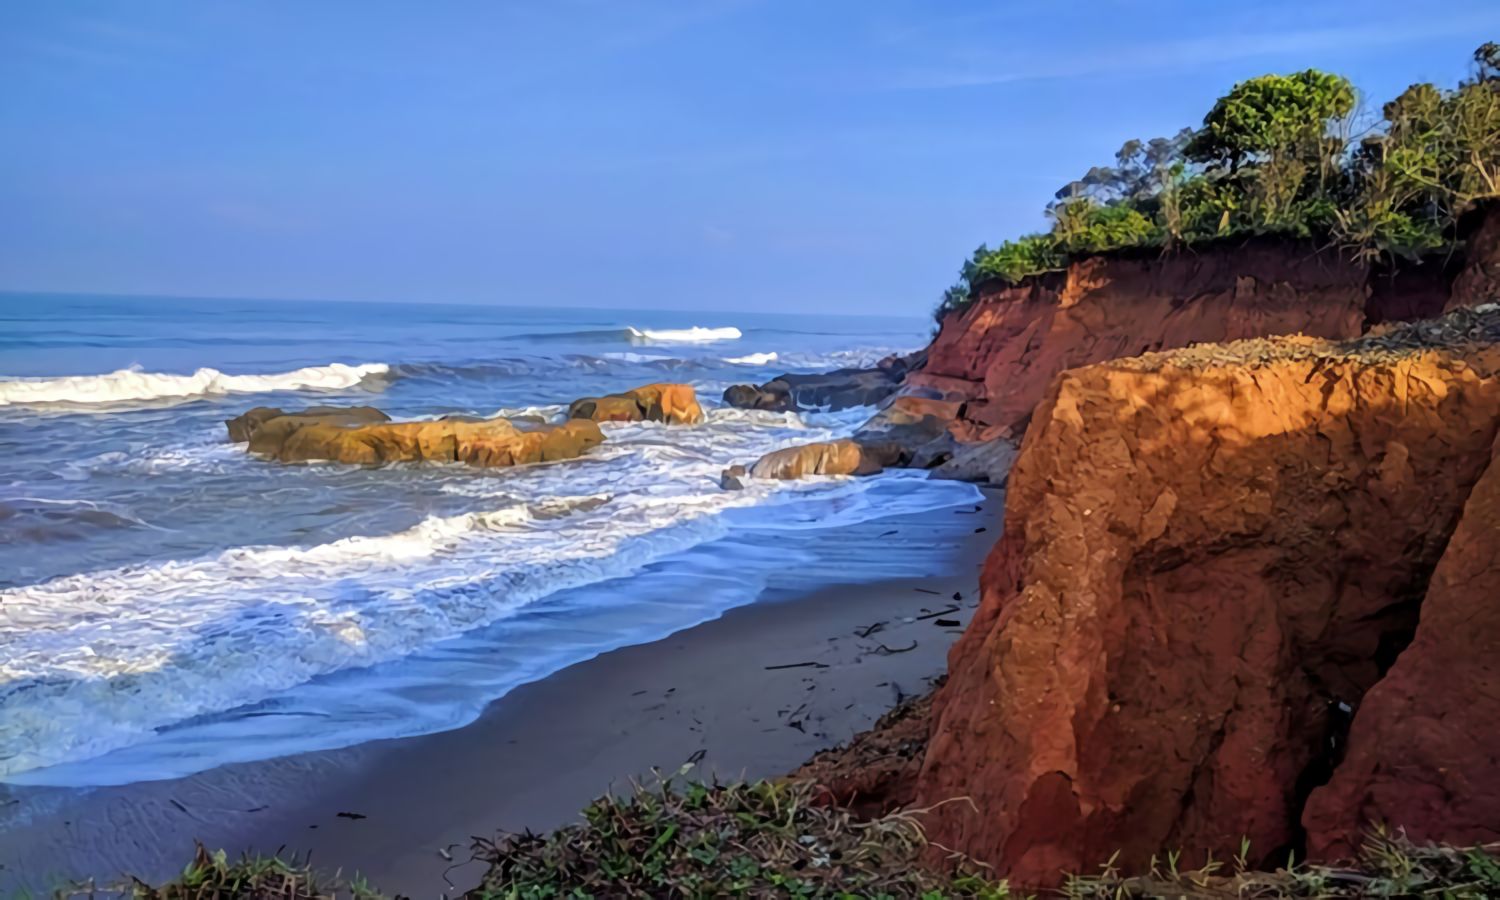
<box><xmin>0</xmin><ymin>487</ymin><xmax>1001</xmax><ymax>898</ymax></box>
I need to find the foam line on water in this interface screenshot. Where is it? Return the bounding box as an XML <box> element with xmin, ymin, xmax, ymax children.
<box><xmin>8</xmin><ymin>474</ymin><xmax>981</xmax><ymax>786</ymax></box>
<box><xmin>0</xmin><ymin>405</ymin><xmax>871</xmax><ymax>779</ymax></box>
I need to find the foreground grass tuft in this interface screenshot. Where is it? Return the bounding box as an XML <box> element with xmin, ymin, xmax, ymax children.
<box><xmin>467</xmin><ymin>773</ymin><xmax>1009</xmax><ymax>898</ymax></box>
<box><xmin>54</xmin><ymin>784</ymin><xmax>1500</xmax><ymax>899</ymax></box>
<box><xmin>55</xmin><ymin>844</ymin><xmax>383</xmax><ymax>900</ymax></box>
<box><xmin>1063</xmin><ymin>829</ymin><xmax>1500</xmax><ymax>899</ymax></box>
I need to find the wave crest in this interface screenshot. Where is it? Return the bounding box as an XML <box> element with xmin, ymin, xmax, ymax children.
<box><xmin>0</xmin><ymin>363</ymin><xmax>391</xmax><ymax>408</ymax></box>
<box><xmin>724</xmin><ymin>351</ymin><xmax>778</xmax><ymax>366</ymax></box>
<box><xmin>628</xmin><ymin>326</ymin><xmax>741</xmax><ymax>343</ymax></box>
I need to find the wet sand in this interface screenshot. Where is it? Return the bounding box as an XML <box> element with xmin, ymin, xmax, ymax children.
<box><xmin>0</xmin><ymin>492</ymin><xmax>1000</xmax><ymax>898</ymax></box>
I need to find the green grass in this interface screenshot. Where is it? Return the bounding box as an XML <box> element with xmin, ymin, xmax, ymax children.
<box><xmin>467</xmin><ymin>772</ymin><xmax>1009</xmax><ymax>899</ymax></box>
<box><xmin>47</xmin><ymin>782</ymin><xmax>1500</xmax><ymax>899</ymax></box>
<box><xmin>1062</xmin><ymin>828</ymin><xmax>1500</xmax><ymax>899</ymax></box>
<box><xmin>50</xmin><ymin>844</ymin><xmax>383</xmax><ymax>900</ymax></box>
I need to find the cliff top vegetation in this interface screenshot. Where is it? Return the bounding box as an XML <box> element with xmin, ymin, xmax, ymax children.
<box><xmin>937</xmin><ymin>43</ymin><xmax>1500</xmax><ymax>318</ymax></box>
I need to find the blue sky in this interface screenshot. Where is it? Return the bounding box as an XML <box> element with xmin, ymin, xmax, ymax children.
<box><xmin>1</xmin><ymin>1</ymin><xmax>1495</xmax><ymax>316</ymax></box>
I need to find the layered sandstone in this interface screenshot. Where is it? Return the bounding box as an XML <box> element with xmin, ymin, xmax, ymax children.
<box><xmin>245</xmin><ymin>414</ymin><xmax>605</xmax><ymax>467</ymax></box>
<box><xmin>568</xmin><ymin>383</ymin><xmax>704</xmax><ymax>425</ymax></box>
<box><xmin>912</xmin><ymin>309</ymin><xmax>1500</xmax><ymax>885</ymax></box>
<box><xmin>910</xmin><ymin>241</ymin><xmax>1368</xmax><ymax>440</ymax></box>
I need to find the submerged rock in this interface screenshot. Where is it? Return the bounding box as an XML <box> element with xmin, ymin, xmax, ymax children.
<box><xmin>721</xmin><ymin>382</ymin><xmax>792</xmax><ymax>412</ymax></box>
<box><xmin>913</xmin><ymin>309</ymin><xmax>1500</xmax><ymax>885</ymax></box>
<box><xmin>246</xmin><ymin>415</ymin><xmax>604</xmax><ymax>467</ymax></box>
<box><xmin>568</xmin><ymin>383</ymin><xmax>704</xmax><ymax>425</ymax></box>
<box><xmin>723</xmin><ymin>352</ymin><xmax>923</xmax><ymax>413</ymax></box>
<box><xmin>225</xmin><ymin>405</ymin><xmax>389</xmax><ymax>443</ymax></box>
<box><xmin>719</xmin><ymin>464</ymin><xmax>749</xmax><ymax>491</ymax></box>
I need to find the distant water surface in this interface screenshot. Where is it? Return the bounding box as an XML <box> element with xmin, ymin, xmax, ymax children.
<box><xmin>0</xmin><ymin>293</ymin><xmax>975</xmax><ymax>785</ymax></box>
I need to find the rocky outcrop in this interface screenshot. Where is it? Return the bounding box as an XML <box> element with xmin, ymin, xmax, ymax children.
<box><xmin>745</xmin><ymin>439</ymin><xmax>907</xmax><ymax>481</ymax></box>
<box><xmin>1302</xmin><ymin>435</ymin><xmax>1500</xmax><ymax>857</ymax></box>
<box><xmin>911</xmin><ymin>241</ymin><xmax>1369</xmax><ymax>441</ymax></box>
<box><xmin>246</xmin><ymin>415</ymin><xmax>605</xmax><ymax>467</ymax></box>
<box><xmin>912</xmin><ymin>309</ymin><xmax>1500</xmax><ymax>886</ymax></box>
<box><xmin>225</xmin><ymin>405</ymin><xmax>389</xmax><ymax>443</ymax></box>
<box><xmin>1451</xmin><ymin>203</ymin><xmax>1500</xmax><ymax>310</ymax></box>
<box><xmin>723</xmin><ymin>352</ymin><xmax>924</xmax><ymax>413</ymax></box>
<box><xmin>568</xmin><ymin>383</ymin><xmax>703</xmax><ymax>425</ymax></box>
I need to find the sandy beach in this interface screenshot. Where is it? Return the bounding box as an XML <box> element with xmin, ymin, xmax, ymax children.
<box><xmin>0</xmin><ymin>487</ymin><xmax>1000</xmax><ymax>898</ymax></box>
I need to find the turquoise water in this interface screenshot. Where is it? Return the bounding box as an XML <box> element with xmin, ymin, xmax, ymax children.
<box><xmin>0</xmin><ymin>293</ymin><xmax>976</xmax><ymax>786</ymax></box>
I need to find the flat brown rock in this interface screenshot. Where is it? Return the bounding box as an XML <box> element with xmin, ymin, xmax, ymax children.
<box><xmin>225</xmin><ymin>405</ymin><xmax>390</xmax><ymax>443</ymax></box>
<box><xmin>247</xmin><ymin>416</ymin><xmax>604</xmax><ymax>467</ymax></box>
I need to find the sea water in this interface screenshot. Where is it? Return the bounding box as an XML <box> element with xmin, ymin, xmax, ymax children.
<box><xmin>0</xmin><ymin>293</ymin><xmax>977</xmax><ymax>786</ymax></box>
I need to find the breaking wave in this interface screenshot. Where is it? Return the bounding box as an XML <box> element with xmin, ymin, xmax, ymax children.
<box><xmin>724</xmin><ymin>352</ymin><xmax>779</xmax><ymax>366</ymax></box>
<box><xmin>0</xmin><ymin>363</ymin><xmax>391</xmax><ymax>408</ymax></box>
<box><xmin>627</xmin><ymin>325</ymin><xmax>741</xmax><ymax>343</ymax></box>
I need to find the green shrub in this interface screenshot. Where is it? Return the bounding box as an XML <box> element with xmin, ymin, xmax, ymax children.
<box><xmin>933</xmin><ymin>43</ymin><xmax>1499</xmax><ymax>318</ymax></box>
<box><xmin>1050</xmin><ymin>200</ymin><xmax>1160</xmax><ymax>253</ymax></box>
<box><xmin>971</xmin><ymin>235</ymin><xmax>1063</xmax><ymax>285</ymax></box>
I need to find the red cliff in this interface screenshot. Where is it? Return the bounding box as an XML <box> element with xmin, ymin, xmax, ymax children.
<box><xmin>911</xmin><ymin>241</ymin><xmax>1369</xmax><ymax>440</ymax></box>
<box><xmin>1302</xmin><ymin>432</ymin><xmax>1500</xmax><ymax>857</ymax></box>
<box><xmin>913</xmin><ymin>309</ymin><xmax>1500</xmax><ymax>885</ymax></box>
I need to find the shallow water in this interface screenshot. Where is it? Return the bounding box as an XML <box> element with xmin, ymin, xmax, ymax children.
<box><xmin>0</xmin><ymin>293</ymin><xmax>965</xmax><ymax>786</ymax></box>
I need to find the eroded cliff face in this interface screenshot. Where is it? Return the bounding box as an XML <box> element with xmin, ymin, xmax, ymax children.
<box><xmin>1302</xmin><ymin>433</ymin><xmax>1500</xmax><ymax>857</ymax></box>
<box><xmin>1451</xmin><ymin>203</ymin><xmax>1500</xmax><ymax>310</ymax></box>
<box><xmin>911</xmin><ymin>242</ymin><xmax>1370</xmax><ymax>440</ymax></box>
<box><xmin>914</xmin><ymin>310</ymin><xmax>1500</xmax><ymax>886</ymax></box>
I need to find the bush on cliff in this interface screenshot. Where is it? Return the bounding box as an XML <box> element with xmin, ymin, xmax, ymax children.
<box><xmin>937</xmin><ymin>42</ymin><xmax>1500</xmax><ymax>317</ymax></box>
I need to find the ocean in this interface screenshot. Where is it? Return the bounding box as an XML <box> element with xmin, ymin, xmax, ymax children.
<box><xmin>0</xmin><ymin>293</ymin><xmax>979</xmax><ymax>787</ymax></box>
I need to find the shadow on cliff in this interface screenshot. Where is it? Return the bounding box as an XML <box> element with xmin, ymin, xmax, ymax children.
<box><xmin>908</xmin><ymin>323</ymin><xmax>1500</xmax><ymax>887</ymax></box>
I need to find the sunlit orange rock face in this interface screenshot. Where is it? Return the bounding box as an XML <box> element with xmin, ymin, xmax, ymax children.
<box><xmin>910</xmin><ymin>242</ymin><xmax>1369</xmax><ymax>440</ymax></box>
<box><xmin>568</xmin><ymin>382</ymin><xmax>704</xmax><ymax>425</ymax></box>
<box><xmin>916</xmin><ymin>315</ymin><xmax>1500</xmax><ymax>886</ymax></box>
<box><xmin>1302</xmin><ymin>434</ymin><xmax>1500</xmax><ymax>857</ymax></box>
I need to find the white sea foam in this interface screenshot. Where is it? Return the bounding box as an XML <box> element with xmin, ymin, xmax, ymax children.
<box><xmin>0</xmin><ymin>362</ymin><xmax>390</xmax><ymax>408</ymax></box>
<box><xmin>774</xmin><ymin>347</ymin><xmax>916</xmax><ymax>371</ymax></box>
<box><xmin>0</xmin><ymin>405</ymin><xmax>951</xmax><ymax>781</ymax></box>
<box><xmin>724</xmin><ymin>351</ymin><xmax>778</xmax><ymax>365</ymax></box>
<box><xmin>628</xmin><ymin>325</ymin><xmax>742</xmax><ymax>343</ymax></box>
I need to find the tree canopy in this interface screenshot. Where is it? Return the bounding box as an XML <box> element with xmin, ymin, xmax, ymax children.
<box><xmin>936</xmin><ymin>43</ymin><xmax>1500</xmax><ymax>319</ymax></box>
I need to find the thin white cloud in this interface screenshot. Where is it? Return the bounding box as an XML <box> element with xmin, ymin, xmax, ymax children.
<box><xmin>893</xmin><ymin>13</ymin><xmax>1500</xmax><ymax>90</ymax></box>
